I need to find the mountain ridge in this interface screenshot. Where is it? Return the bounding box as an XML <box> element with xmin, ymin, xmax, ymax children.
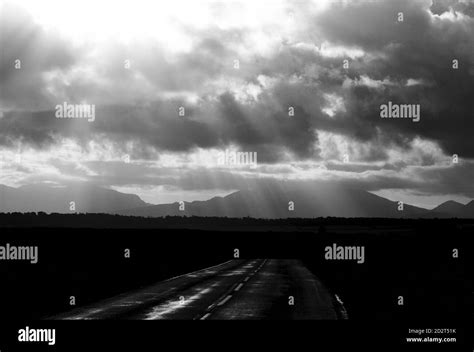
<box><xmin>0</xmin><ymin>183</ymin><xmax>472</xmax><ymax>218</ymax></box>
<box><xmin>0</xmin><ymin>183</ymin><xmax>149</xmax><ymax>213</ymax></box>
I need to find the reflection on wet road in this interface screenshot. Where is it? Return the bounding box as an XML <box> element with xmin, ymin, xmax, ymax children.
<box><xmin>53</xmin><ymin>259</ymin><xmax>344</xmax><ymax>320</ymax></box>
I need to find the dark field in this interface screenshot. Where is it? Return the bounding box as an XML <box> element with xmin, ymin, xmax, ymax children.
<box><xmin>0</xmin><ymin>214</ymin><xmax>472</xmax><ymax>322</ymax></box>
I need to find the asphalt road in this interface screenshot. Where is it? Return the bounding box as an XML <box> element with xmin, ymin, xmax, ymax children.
<box><xmin>53</xmin><ymin>259</ymin><xmax>345</xmax><ymax>320</ymax></box>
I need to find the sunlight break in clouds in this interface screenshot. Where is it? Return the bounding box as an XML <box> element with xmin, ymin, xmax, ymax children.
<box><xmin>1</xmin><ymin>0</ymin><xmax>474</xmax><ymax>208</ymax></box>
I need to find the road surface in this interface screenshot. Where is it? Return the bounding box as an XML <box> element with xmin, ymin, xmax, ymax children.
<box><xmin>52</xmin><ymin>259</ymin><xmax>346</xmax><ymax>320</ymax></box>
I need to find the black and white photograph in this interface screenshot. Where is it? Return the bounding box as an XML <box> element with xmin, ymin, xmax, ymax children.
<box><xmin>0</xmin><ymin>0</ymin><xmax>473</xmax><ymax>349</ymax></box>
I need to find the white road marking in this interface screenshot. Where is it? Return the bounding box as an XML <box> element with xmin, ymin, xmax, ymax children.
<box><xmin>144</xmin><ymin>288</ymin><xmax>212</xmax><ymax>320</ymax></box>
<box><xmin>335</xmin><ymin>294</ymin><xmax>344</xmax><ymax>305</ymax></box>
<box><xmin>200</xmin><ymin>313</ymin><xmax>211</xmax><ymax>320</ymax></box>
<box><xmin>217</xmin><ymin>295</ymin><xmax>233</xmax><ymax>306</ymax></box>
<box><xmin>234</xmin><ymin>283</ymin><xmax>244</xmax><ymax>291</ymax></box>
<box><xmin>243</xmin><ymin>276</ymin><xmax>250</xmax><ymax>282</ymax></box>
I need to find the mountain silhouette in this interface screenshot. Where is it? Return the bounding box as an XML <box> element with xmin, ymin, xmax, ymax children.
<box><xmin>431</xmin><ymin>200</ymin><xmax>465</xmax><ymax>216</ymax></box>
<box><xmin>0</xmin><ymin>183</ymin><xmax>149</xmax><ymax>213</ymax></box>
<box><xmin>1</xmin><ymin>183</ymin><xmax>472</xmax><ymax>218</ymax></box>
<box><xmin>461</xmin><ymin>200</ymin><xmax>474</xmax><ymax>218</ymax></box>
<box><xmin>120</xmin><ymin>183</ymin><xmax>430</xmax><ymax>218</ymax></box>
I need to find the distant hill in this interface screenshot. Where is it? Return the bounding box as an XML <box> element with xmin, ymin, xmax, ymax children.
<box><xmin>0</xmin><ymin>184</ymin><xmax>149</xmax><ymax>213</ymax></box>
<box><xmin>428</xmin><ymin>200</ymin><xmax>474</xmax><ymax>218</ymax></box>
<box><xmin>431</xmin><ymin>200</ymin><xmax>466</xmax><ymax>216</ymax></box>
<box><xmin>461</xmin><ymin>200</ymin><xmax>474</xmax><ymax>218</ymax></box>
<box><xmin>119</xmin><ymin>183</ymin><xmax>430</xmax><ymax>218</ymax></box>
<box><xmin>1</xmin><ymin>182</ymin><xmax>472</xmax><ymax>218</ymax></box>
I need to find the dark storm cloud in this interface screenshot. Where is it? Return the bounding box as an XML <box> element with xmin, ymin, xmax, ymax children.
<box><xmin>415</xmin><ymin>161</ymin><xmax>474</xmax><ymax>196</ymax></box>
<box><xmin>46</xmin><ymin>156</ymin><xmax>474</xmax><ymax>199</ymax></box>
<box><xmin>0</xmin><ymin>1</ymin><xmax>334</xmax><ymax>162</ymax></box>
<box><xmin>0</xmin><ymin>2</ymin><xmax>78</xmax><ymax>110</ymax></box>
<box><xmin>312</xmin><ymin>0</ymin><xmax>474</xmax><ymax>158</ymax></box>
<box><xmin>0</xmin><ymin>92</ymin><xmax>321</xmax><ymax>162</ymax></box>
<box><xmin>2</xmin><ymin>0</ymin><xmax>473</xmax><ymax>169</ymax></box>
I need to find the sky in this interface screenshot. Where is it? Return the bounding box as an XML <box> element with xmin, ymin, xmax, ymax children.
<box><xmin>0</xmin><ymin>0</ymin><xmax>473</xmax><ymax>208</ymax></box>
